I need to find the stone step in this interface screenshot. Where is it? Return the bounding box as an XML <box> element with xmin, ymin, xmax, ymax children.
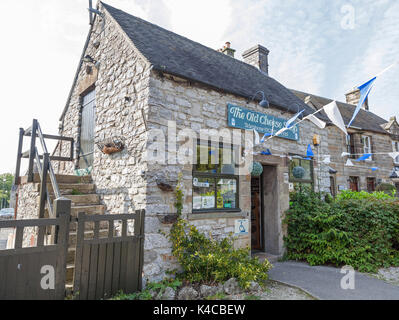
<box><xmin>71</xmin><ymin>204</ymin><xmax>106</xmax><ymax>217</ymax></box>
<box><xmin>50</xmin><ymin>194</ymin><xmax>101</xmax><ymax>206</ymax></box>
<box><xmin>69</xmin><ymin>220</ymin><xmax>109</xmax><ymax>232</ymax></box>
<box><xmin>22</xmin><ymin>174</ymin><xmax>92</xmax><ymax>185</ymax></box>
<box><xmin>67</xmin><ymin>248</ymin><xmax>76</xmax><ymax>265</ymax></box>
<box><xmin>66</xmin><ymin>264</ymin><xmax>74</xmax><ymax>283</ymax></box>
<box><xmin>69</xmin><ymin>229</ymin><xmax>109</xmax><ymax>246</ymax></box>
<box><xmin>48</xmin><ymin>183</ymin><xmax>96</xmax><ymax>195</ymax></box>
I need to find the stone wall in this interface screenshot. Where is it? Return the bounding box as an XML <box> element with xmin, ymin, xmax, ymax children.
<box><xmin>327</xmin><ymin>126</ymin><xmax>395</xmax><ymax>191</ymax></box>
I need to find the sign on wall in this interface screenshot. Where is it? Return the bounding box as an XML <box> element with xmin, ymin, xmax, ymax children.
<box><xmin>227</xmin><ymin>104</ymin><xmax>300</xmax><ymax>141</ymax></box>
<box><xmin>235</xmin><ymin>219</ymin><xmax>249</xmax><ymax>235</ymax></box>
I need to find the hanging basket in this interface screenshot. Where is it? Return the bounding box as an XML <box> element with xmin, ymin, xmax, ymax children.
<box><xmin>292</xmin><ymin>166</ymin><xmax>306</xmax><ymax>179</ymax></box>
<box><xmin>97</xmin><ymin>136</ymin><xmax>125</xmax><ymax>155</ymax></box>
<box><xmin>250</xmin><ymin>162</ymin><xmax>263</xmax><ymax>177</ymax></box>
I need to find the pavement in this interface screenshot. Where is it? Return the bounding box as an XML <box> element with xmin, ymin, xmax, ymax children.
<box><xmin>269</xmin><ymin>261</ymin><xmax>399</xmax><ymax>300</ymax></box>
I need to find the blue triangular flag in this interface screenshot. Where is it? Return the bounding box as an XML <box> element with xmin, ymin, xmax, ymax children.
<box><xmin>348</xmin><ymin>77</ymin><xmax>377</xmax><ymax>127</ymax></box>
<box><xmin>286</xmin><ymin>110</ymin><xmax>305</xmax><ymax>129</ymax></box>
<box><xmin>354</xmin><ymin>153</ymin><xmax>372</xmax><ymax>161</ymax></box>
<box><xmin>260</xmin><ymin>132</ymin><xmax>272</xmax><ymax>143</ymax></box>
<box><xmin>306</xmin><ymin>145</ymin><xmax>314</xmax><ymax>158</ymax></box>
<box><xmin>371</xmin><ymin>167</ymin><xmax>379</xmax><ymax>172</ymax></box>
<box><xmin>261</xmin><ymin>149</ymin><xmax>272</xmax><ymax>156</ymax></box>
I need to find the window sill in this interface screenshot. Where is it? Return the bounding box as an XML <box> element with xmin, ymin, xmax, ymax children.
<box><xmin>188</xmin><ymin>210</ymin><xmax>248</xmax><ymax>221</ymax></box>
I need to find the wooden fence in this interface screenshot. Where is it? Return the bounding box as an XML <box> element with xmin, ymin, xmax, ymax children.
<box><xmin>73</xmin><ymin>210</ymin><xmax>145</xmax><ymax>300</ymax></box>
<box><xmin>0</xmin><ymin>198</ymin><xmax>70</xmax><ymax>300</ymax></box>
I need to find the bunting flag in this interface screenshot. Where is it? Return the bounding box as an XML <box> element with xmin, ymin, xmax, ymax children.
<box><xmin>354</xmin><ymin>153</ymin><xmax>372</xmax><ymax>162</ymax></box>
<box><xmin>371</xmin><ymin>167</ymin><xmax>379</xmax><ymax>172</ymax></box>
<box><xmin>345</xmin><ymin>159</ymin><xmax>354</xmax><ymax>167</ymax></box>
<box><xmin>261</xmin><ymin>132</ymin><xmax>272</xmax><ymax>143</ymax></box>
<box><xmin>324</xmin><ymin>101</ymin><xmax>348</xmax><ymax>135</ymax></box>
<box><xmin>341</xmin><ymin>152</ymin><xmax>351</xmax><ymax>157</ymax></box>
<box><xmin>286</xmin><ymin>110</ymin><xmax>305</xmax><ymax>129</ymax></box>
<box><xmin>389</xmin><ymin>152</ymin><xmax>399</xmax><ymax>160</ymax></box>
<box><xmin>253</xmin><ymin>129</ymin><xmax>260</xmax><ymax>146</ymax></box>
<box><xmin>306</xmin><ymin>145</ymin><xmax>314</xmax><ymax>158</ymax></box>
<box><xmin>348</xmin><ymin>77</ymin><xmax>377</xmax><ymax>128</ymax></box>
<box><xmin>322</xmin><ymin>156</ymin><xmax>331</xmax><ymax>164</ymax></box>
<box><xmin>274</xmin><ymin>127</ymin><xmax>289</xmax><ymax>137</ymax></box>
<box><xmin>261</xmin><ymin>149</ymin><xmax>272</xmax><ymax>156</ymax></box>
<box><xmin>304</xmin><ymin>114</ymin><xmax>326</xmax><ymax>129</ymax></box>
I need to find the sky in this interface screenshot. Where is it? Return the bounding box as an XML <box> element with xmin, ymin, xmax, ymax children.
<box><xmin>0</xmin><ymin>0</ymin><xmax>398</xmax><ymax>174</ymax></box>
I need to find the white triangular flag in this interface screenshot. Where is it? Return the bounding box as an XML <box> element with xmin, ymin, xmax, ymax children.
<box><xmin>341</xmin><ymin>152</ymin><xmax>351</xmax><ymax>157</ymax></box>
<box><xmin>304</xmin><ymin>114</ymin><xmax>326</xmax><ymax>129</ymax></box>
<box><xmin>253</xmin><ymin>129</ymin><xmax>260</xmax><ymax>146</ymax></box>
<box><xmin>274</xmin><ymin>127</ymin><xmax>289</xmax><ymax>137</ymax></box>
<box><xmin>389</xmin><ymin>152</ymin><xmax>399</xmax><ymax>160</ymax></box>
<box><xmin>345</xmin><ymin>159</ymin><xmax>354</xmax><ymax>167</ymax></box>
<box><xmin>323</xmin><ymin>101</ymin><xmax>347</xmax><ymax>135</ymax></box>
<box><xmin>322</xmin><ymin>156</ymin><xmax>331</xmax><ymax>164</ymax></box>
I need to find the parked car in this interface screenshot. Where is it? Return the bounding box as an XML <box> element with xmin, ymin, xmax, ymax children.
<box><xmin>0</xmin><ymin>208</ymin><xmax>14</xmax><ymax>220</ymax></box>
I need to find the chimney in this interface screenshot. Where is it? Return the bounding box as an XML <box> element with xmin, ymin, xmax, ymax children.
<box><xmin>345</xmin><ymin>87</ymin><xmax>369</xmax><ymax>111</ymax></box>
<box><xmin>219</xmin><ymin>42</ymin><xmax>236</xmax><ymax>58</ymax></box>
<box><xmin>242</xmin><ymin>45</ymin><xmax>270</xmax><ymax>75</ymax></box>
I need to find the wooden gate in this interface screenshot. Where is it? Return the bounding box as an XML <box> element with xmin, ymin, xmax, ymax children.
<box><xmin>0</xmin><ymin>199</ymin><xmax>70</xmax><ymax>300</ymax></box>
<box><xmin>73</xmin><ymin>210</ymin><xmax>145</xmax><ymax>300</ymax></box>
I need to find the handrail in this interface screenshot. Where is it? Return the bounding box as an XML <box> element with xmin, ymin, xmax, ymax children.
<box><xmin>14</xmin><ymin>119</ymin><xmax>74</xmax><ymax>219</ymax></box>
<box><xmin>36</xmin><ymin>123</ymin><xmax>61</xmax><ymax>199</ymax></box>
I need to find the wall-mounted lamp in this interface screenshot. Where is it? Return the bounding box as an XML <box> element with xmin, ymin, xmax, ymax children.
<box><xmin>313</xmin><ymin>134</ymin><xmax>321</xmax><ymax>147</ymax></box>
<box><xmin>247</xmin><ymin>91</ymin><xmax>270</xmax><ymax>108</ymax></box>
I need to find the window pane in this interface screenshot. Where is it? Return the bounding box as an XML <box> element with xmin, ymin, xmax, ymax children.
<box><xmin>220</xmin><ymin>146</ymin><xmax>237</xmax><ymax>175</ymax></box>
<box><xmin>217</xmin><ymin>179</ymin><xmax>237</xmax><ymax>209</ymax></box>
<box><xmin>193</xmin><ymin>178</ymin><xmax>215</xmax><ymax>210</ymax></box>
<box><xmin>289</xmin><ymin>158</ymin><xmax>313</xmax><ymax>182</ymax></box>
<box><xmin>196</xmin><ymin>145</ymin><xmax>218</xmax><ymax>173</ymax></box>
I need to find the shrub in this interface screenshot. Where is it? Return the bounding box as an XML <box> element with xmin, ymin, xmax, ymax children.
<box><xmin>284</xmin><ymin>189</ymin><xmax>399</xmax><ymax>273</ymax></box>
<box><xmin>376</xmin><ymin>183</ymin><xmax>397</xmax><ymax>196</ymax></box>
<box><xmin>169</xmin><ymin>218</ymin><xmax>272</xmax><ymax>289</ymax></box>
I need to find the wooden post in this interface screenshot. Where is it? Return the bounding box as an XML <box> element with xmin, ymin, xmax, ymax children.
<box><xmin>14</xmin><ymin>128</ymin><xmax>25</xmax><ymax>186</ymax></box>
<box><xmin>38</xmin><ymin>153</ymin><xmax>49</xmax><ymax>219</ymax></box>
<box><xmin>28</xmin><ymin>120</ymin><xmax>38</xmax><ymax>183</ymax></box>
<box><xmin>53</xmin><ymin>197</ymin><xmax>71</xmax><ymax>299</ymax></box>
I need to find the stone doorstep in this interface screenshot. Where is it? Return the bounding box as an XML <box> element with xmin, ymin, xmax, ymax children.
<box><xmin>49</xmin><ymin>194</ymin><xmax>101</xmax><ymax>206</ymax></box>
<box><xmin>20</xmin><ymin>174</ymin><xmax>92</xmax><ymax>185</ymax></box>
<box><xmin>48</xmin><ymin>183</ymin><xmax>96</xmax><ymax>195</ymax></box>
<box><xmin>68</xmin><ymin>229</ymin><xmax>109</xmax><ymax>246</ymax></box>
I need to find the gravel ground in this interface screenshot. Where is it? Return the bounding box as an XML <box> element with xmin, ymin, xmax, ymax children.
<box><xmin>225</xmin><ymin>281</ymin><xmax>315</xmax><ymax>301</ymax></box>
<box><xmin>373</xmin><ymin>268</ymin><xmax>399</xmax><ymax>286</ymax></box>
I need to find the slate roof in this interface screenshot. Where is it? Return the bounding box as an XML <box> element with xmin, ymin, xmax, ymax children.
<box><xmin>291</xmin><ymin>89</ymin><xmax>389</xmax><ymax>134</ymax></box>
<box><xmin>101</xmin><ymin>2</ymin><xmax>327</xmax><ymax>120</ymax></box>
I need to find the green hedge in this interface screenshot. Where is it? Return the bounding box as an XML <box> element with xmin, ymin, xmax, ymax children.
<box><xmin>284</xmin><ymin>189</ymin><xmax>399</xmax><ymax>272</ymax></box>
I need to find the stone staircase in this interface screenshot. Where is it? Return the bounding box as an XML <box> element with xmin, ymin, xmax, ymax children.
<box><xmin>43</xmin><ymin>175</ymin><xmax>107</xmax><ymax>293</ymax></box>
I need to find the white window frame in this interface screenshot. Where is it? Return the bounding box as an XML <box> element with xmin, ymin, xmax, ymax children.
<box><xmin>362</xmin><ymin>136</ymin><xmax>372</xmax><ymax>162</ymax></box>
<box><xmin>393</xmin><ymin>141</ymin><xmax>399</xmax><ymax>164</ymax></box>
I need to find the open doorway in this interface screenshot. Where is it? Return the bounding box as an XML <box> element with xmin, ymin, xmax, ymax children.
<box><xmin>251</xmin><ymin>165</ymin><xmax>281</xmax><ymax>255</ymax></box>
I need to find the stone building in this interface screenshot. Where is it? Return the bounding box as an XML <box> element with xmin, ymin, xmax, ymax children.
<box><xmin>292</xmin><ymin>89</ymin><xmax>399</xmax><ymax>195</ymax></box>
<box><xmin>15</xmin><ymin>2</ymin><xmax>398</xmax><ymax>282</ymax></box>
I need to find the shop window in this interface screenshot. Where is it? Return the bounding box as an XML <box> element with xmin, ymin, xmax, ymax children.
<box><xmin>193</xmin><ymin>141</ymin><xmax>239</xmax><ymax>212</ymax></box>
<box><xmin>289</xmin><ymin>157</ymin><xmax>314</xmax><ymax>190</ymax></box>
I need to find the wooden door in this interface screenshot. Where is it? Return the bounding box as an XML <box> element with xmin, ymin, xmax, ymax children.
<box><xmin>349</xmin><ymin>177</ymin><xmax>359</xmax><ymax>192</ymax></box>
<box><xmin>79</xmin><ymin>90</ymin><xmax>96</xmax><ymax>169</ymax></box>
<box><xmin>251</xmin><ymin>177</ymin><xmax>262</xmax><ymax>251</ymax></box>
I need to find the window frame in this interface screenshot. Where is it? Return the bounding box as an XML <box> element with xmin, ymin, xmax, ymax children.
<box><xmin>393</xmin><ymin>141</ymin><xmax>399</xmax><ymax>164</ymax></box>
<box><xmin>192</xmin><ymin>140</ymin><xmax>240</xmax><ymax>213</ymax></box>
<box><xmin>288</xmin><ymin>155</ymin><xmax>315</xmax><ymax>189</ymax></box>
<box><xmin>362</xmin><ymin>135</ymin><xmax>372</xmax><ymax>162</ymax></box>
